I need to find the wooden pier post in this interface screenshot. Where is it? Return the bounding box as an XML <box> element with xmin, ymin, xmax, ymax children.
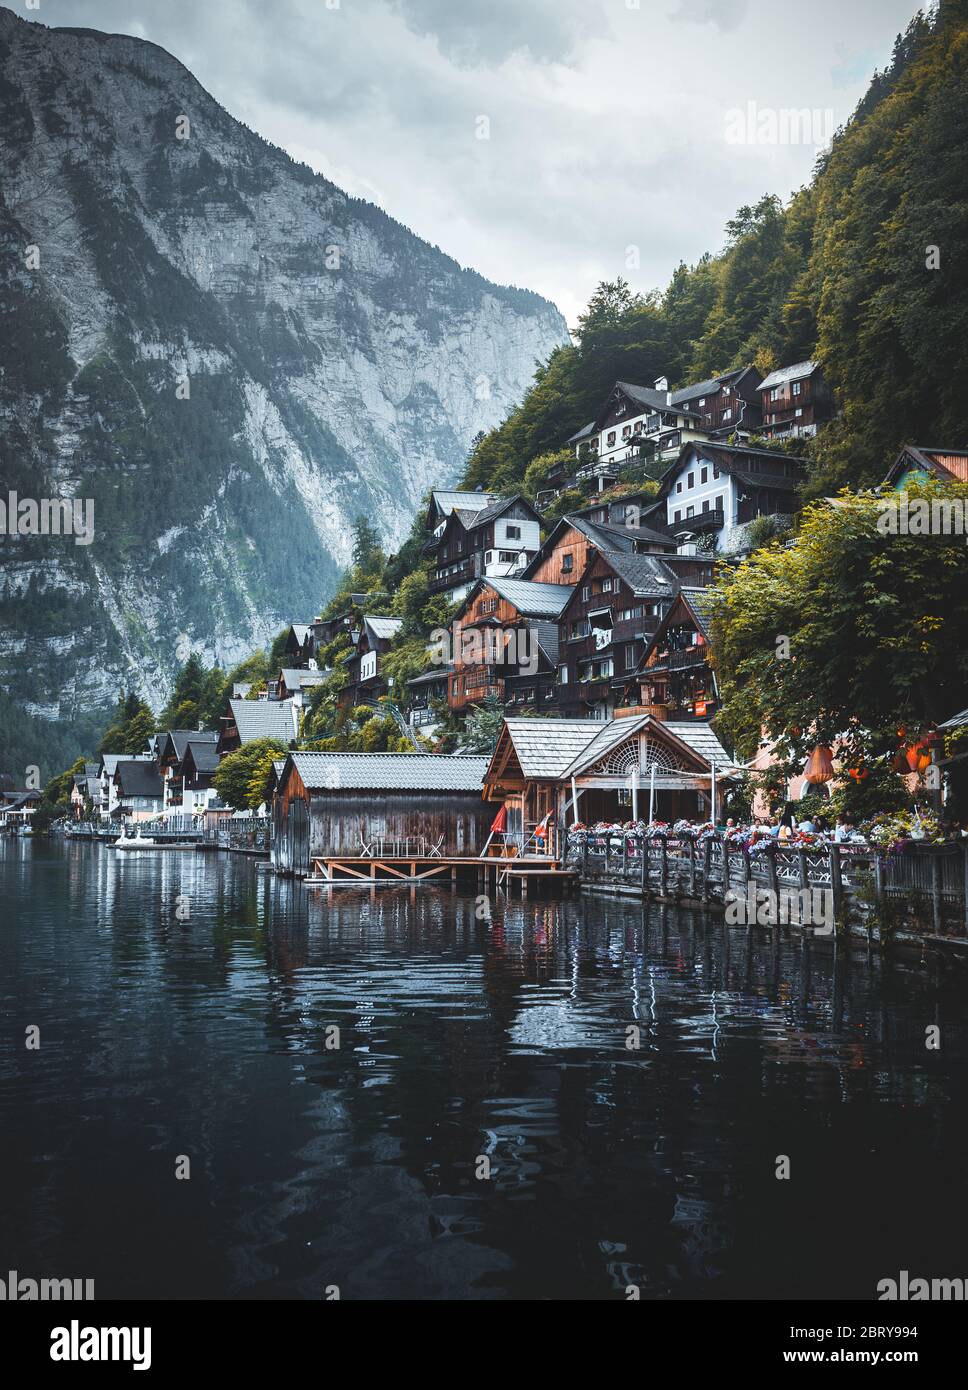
<box><xmin>659</xmin><ymin>837</ymin><xmax>668</xmax><ymax>897</ymax></box>
<box><xmin>639</xmin><ymin>833</ymin><xmax>648</xmax><ymax>896</ymax></box>
<box><xmin>687</xmin><ymin>836</ymin><xmax>697</xmax><ymax>899</ymax></box>
<box><xmin>766</xmin><ymin>843</ymin><xmax>781</xmax><ymax>926</ymax></box>
<box><xmin>701</xmin><ymin>838</ymin><xmax>711</xmax><ymax>905</ymax></box>
<box><xmin>931</xmin><ymin>852</ymin><xmax>943</xmax><ymax>935</ymax></box>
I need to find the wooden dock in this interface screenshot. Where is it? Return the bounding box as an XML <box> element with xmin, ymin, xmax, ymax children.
<box><xmin>306</xmin><ymin>854</ymin><xmax>578</xmax><ymax>896</ymax></box>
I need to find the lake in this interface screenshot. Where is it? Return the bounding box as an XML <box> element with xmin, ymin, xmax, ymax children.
<box><xmin>2</xmin><ymin>837</ymin><xmax>967</xmax><ymax>1300</ymax></box>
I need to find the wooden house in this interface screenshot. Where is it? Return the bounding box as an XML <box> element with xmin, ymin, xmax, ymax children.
<box><xmin>404</xmin><ymin>666</ymin><xmax>451</xmax><ymax>732</ymax></box>
<box><xmin>623</xmin><ymin>587</ymin><xmax>719</xmax><ymax>721</ymax></box>
<box><xmin>655</xmin><ymin>440</ymin><xmax>806</xmax><ymax>553</ymax></box>
<box><xmin>523</xmin><ymin>513</ymin><xmax>674</xmax><ymax>587</ymax></box>
<box><xmin>881</xmin><ymin>445</ymin><xmax>968</xmax><ymax>489</ymax></box>
<box><xmin>448</xmin><ymin>576</ymin><xmax>572</xmax><ymax>716</ymax></box>
<box><xmin>424</xmin><ymin>495</ymin><xmax>542</xmax><ymax>600</ymax></box>
<box><xmin>484</xmin><ymin>715</ymin><xmax>737</xmax><ymax>847</ymax></box>
<box><xmin>758</xmin><ymin>361</ymin><xmax>833</xmax><ymax>440</ymax></box>
<box><xmin>556</xmin><ymin>549</ymin><xmax>713</xmax><ymax>720</ymax></box>
<box><xmin>671</xmin><ymin>366</ymin><xmax>763</xmax><ymax>438</ymax></box>
<box><xmin>271</xmin><ymin>751</ymin><xmax>491</xmax><ymax>875</ymax></box>
<box><xmin>339</xmin><ymin>616</ymin><xmax>404</xmax><ymax>709</ymax></box>
<box><xmin>579</xmin><ymin>379</ymin><xmax>711</xmax><ymax>489</ymax></box>
<box><xmin>282</xmin><ymin>623</ymin><xmax>316</xmax><ymax>669</ymax></box>
<box><xmin>179</xmin><ymin>740</ymin><xmax>221</xmax><ymax>812</ymax></box>
<box><xmin>277</xmin><ymin>668</ymin><xmax>327</xmax><ymax>707</ymax></box>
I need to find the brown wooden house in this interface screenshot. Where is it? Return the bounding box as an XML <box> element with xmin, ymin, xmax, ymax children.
<box><xmin>523</xmin><ymin>513</ymin><xmax>674</xmax><ymax>588</ymax></box>
<box><xmin>339</xmin><ymin>616</ymin><xmax>403</xmax><ymax>709</ymax></box>
<box><xmin>622</xmin><ymin>587</ymin><xmax>719</xmax><ymax>722</ymax></box>
<box><xmin>424</xmin><ymin>495</ymin><xmax>542</xmax><ymax>599</ymax></box>
<box><xmin>448</xmin><ymin>576</ymin><xmax>572</xmax><ymax>716</ymax></box>
<box><xmin>758</xmin><ymin>361</ymin><xmax>833</xmax><ymax>440</ymax></box>
<box><xmin>556</xmin><ymin>549</ymin><xmax>714</xmax><ymax>720</ymax></box>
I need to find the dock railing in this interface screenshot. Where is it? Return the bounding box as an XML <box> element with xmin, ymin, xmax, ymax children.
<box><xmin>564</xmin><ymin>828</ymin><xmax>968</xmax><ymax>936</ymax></box>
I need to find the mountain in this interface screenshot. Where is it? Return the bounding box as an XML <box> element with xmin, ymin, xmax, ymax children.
<box><xmin>0</xmin><ymin>7</ymin><xmax>567</xmax><ymax>775</ymax></box>
<box><xmin>464</xmin><ymin>2</ymin><xmax>968</xmax><ymax>500</ymax></box>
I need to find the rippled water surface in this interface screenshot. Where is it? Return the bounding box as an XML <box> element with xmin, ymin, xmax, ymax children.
<box><xmin>2</xmin><ymin>838</ymin><xmax>968</xmax><ymax>1300</ymax></box>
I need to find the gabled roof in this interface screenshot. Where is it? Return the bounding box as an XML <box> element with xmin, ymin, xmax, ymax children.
<box><xmin>480</xmin><ymin>577</ymin><xmax>573</xmax><ymax>618</ymax></box>
<box><xmin>99</xmin><ymin>752</ymin><xmax>153</xmax><ymax>777</ymax></box>
<box><xmin>580</xmin><ymin>517</ymin><xmax>673</xmax><ymax>550</ymax></box>
<box><xmin>881</xmin><ymin>445</ymin><xmax>968</xmax><ymax>487</ymax></box>
<box><xmin>228</xmin><ymin>699</ymin><xmax>296</xmax><ymax>745</ymax></box>
<box><xmin>280</xmin><ymin>668</ymin><xmax>326</xmax><ymax>688</ymax></box>
<box><xmin>595</xmin><ymin>551</ymin><xmax>678</xmax><ymax>598</ymax></box>
<box><xmin>287</xmin><ymin>751</ymin><xmax>489</xmax><ymax>792</ymax></box>
<box><xmin>183</xmin><ymin>741</ymin><xmax>220</xmax><ymax>774</ymax></box>
<box><xmin>655</xmin><ymin>440</ymin><xmax>807</xmax><ymax>499</ymax></box>
<box><xmin>558</xmin><ymin>714</ymin><xmax>733</xmax><ymax>780</ymax></box>
<box><xmin>406</xmin><ymin>665</ymin><xmax>452</xmax><ymax>688</ymax></box>
<box><xmin>114</xmin><ymin>761</ymin><xmax>164</xmax><ymax>798</ymax></box>
<box><xmin>487</xmin><ymin>719</ymin><xmax>604</xmax><ymax>781</ymax></box>
<box><xmin>566</xmin><ymin>420</ymin><xmax>597</xmax><ymax>444</ymax></box>
<box><xmin>670</xmin><ymin>376</ymin><xmax>725</xmax><ymax>405</ymax></box>
<box><xmin>758</xmin><ymin>360</ymin><xmax>819</xmax><ymax>392</ymax></box>
<box><xmin>432</xmin><ymin>490</ymin><xmax>497</xmax><ymax>513</ymax></box>
<box><xmin>363</xmin><ymin>616</ymin><xmax>403</xmax><ymax>644</ymax></box>
<box><xmin>466</xmin><ymin>494</ymin><xmax>539</xmax><ymax>531</ymax></box>
<box><xmin>160</xmin><ymin>728</ymin><xmax>218</xmax><ymax>764</ymax></box>
<box><xmin>530</xmin><ymin>620</ymin><xmax>560</xmax><ymax>668</ymax></box>
<box><xmin>287</xmin><ymin>624</ymin><xmax>312</xmax><ymax>645</ymax></box>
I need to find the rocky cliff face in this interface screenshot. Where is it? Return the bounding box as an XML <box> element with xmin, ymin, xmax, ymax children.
<box><xmin>0</xmin><ymin>7</ymin><xmax>566</xmax><ymax>768</ymax></box>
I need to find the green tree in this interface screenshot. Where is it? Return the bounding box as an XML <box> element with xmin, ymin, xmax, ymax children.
<box><xmin>214</xmin><ymin>738</ymin><xmax>287</xmax><ymax>811</ymax></box>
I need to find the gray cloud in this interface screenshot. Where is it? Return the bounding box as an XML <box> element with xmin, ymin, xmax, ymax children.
<box><xmin>28</xmin><ymin>0</ymin><xmax>923</xmax><ymax>326</ymax></box>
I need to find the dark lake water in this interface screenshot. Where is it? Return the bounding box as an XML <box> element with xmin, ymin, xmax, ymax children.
<box><xmin>2</xmin><ymin>837</ymin><xmax>968</xmax><ymax>1301</ymax></box>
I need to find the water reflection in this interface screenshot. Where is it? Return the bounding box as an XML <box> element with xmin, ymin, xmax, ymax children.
<box><xmin>1</xmin><ymin>838</ymin><xmax>966</xmax><ymax>1300</ymax></box>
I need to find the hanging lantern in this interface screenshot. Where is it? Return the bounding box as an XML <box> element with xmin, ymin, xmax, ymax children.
<box><xmin>804</xmin><ymin>744</ymin><xmax>834</xmax><ymax>784</ymax></box>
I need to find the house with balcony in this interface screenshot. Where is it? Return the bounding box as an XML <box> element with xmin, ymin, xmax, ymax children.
<box><xmin>424</xmin><ymin>495</ymin><xmax>542</xmax><ymax>600</ymax></box>
<box><xmin>671</xmin><ymin>366</ymin><xmax>763</xmax><ymax>438</ymax></box>
<box><xmin>578</xmin><ymin>379</ymin><xmax>712</xmax><ymax>491</ymax></box>
<box><xmin>523</xmin><ymin>512</ymin><xmax>676</xmax><ymax>590</ymax></box>
<box><xmin>339</xmin><ymin>615</ymin><xmax>404</xmax><ymax>709</ymax></box>
<box><xmin>621</xmin><ymin>588</ymin><xmax>720</xmax><ymax>722</ymax></box>
<box><xmin>218</xmin><ymin>698</ymin><xmax>299</xmax><ymax>755</ymax></box>
<box><xmin>656</xmin><ymin>440</ymin><xmax>807</xmax><ymax>554</ymax></box>
<box><xmin>157</xmin><ymin>729</ymin><xmax>219</xmax><ymax>811</ymax></box>
<box><xmin>447</xmin><ymin>576</ymin><xmax>572</xmax><ymax>716</ymax></box>
<box><xmin>758</xmin><ymin>361</ymin><xmax>833</xmax><ymax>439</ymax></box>
<box><xmin>112</xmin><ymin>761</ymin><xmax>164</xmax><ymax>822</ymax></box>
<box><xmin>404</xmin><ymin>666</ymin><xmax>452</xmax><ymax>734</ymax></box>
<box><xmin>556</xmin><ymin>551</ymin><xmax>688</xmax><ymax>721</ymax></box>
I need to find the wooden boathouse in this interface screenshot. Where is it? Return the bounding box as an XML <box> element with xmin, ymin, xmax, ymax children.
<box><xmin>272</xmin><ymin>751</ymin><xmax>491</xmax><ymax>877</ymax></box>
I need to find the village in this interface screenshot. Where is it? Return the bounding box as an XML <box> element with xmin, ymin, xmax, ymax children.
<box><xmin>7</xmin><ymin>360</ymin><xmax>966</xmax><ymax>949</ymax></box>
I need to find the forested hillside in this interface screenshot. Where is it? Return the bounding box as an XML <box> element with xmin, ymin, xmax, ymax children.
<box><xmin>465</xmin><ymin>1</ymin><xmax>968</xmax><ymax>498</ymax></box>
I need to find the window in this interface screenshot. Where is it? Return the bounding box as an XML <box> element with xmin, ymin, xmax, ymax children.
<box><xmin>561</xmin><ymin>553</ymin><xmax>573</xmax><ymax>573</ymax></box>
<box><xmin>621</xmin><ymin>425</ymin><xmax>631</xmax><ymax>440</ymax></box>
<box><xmin>625</xmin><ymin>644</ymin><xmax>637</xmax><ymax>670</ymax></box>
<box><xmin>601</xmin><ymin>578</ymin><xmax>612</xmax><ymax>593</ymax></box>
<box><xmin>676</xmin><ymin>480</ymin><xmax>683</xmax><ymax>494</ymax></box>
<box><xmin>361</xmin><ymin>651</ymin><xmax>377</xmax><ymax>681</ymax></box>
<box><xmin>505</xmin><ymin>524</ymin><xmax>521</xmax><ymax>540</ymax></box>
<box><xmin>793</xmin><ymin>381</ymin><xmax>802</xmax><ymax>396</ymax></box>
<box><xmin>674</xmin><ymin>510</ymin><xmax>682</xmax><ymax>522</ymax></box>
<box><xmin>687</xmin><ymin>473</ymin><xmax>695</xmax><ymax>489</ymax></box>
<box><xmin>687</xmin><ymin>506</ymin><xmax>695</xmax><ymax>518</ymax></box>
<box><xmin>698</xmin><ymin>398</ymin><xmax>706</xmax><ymax>407</ymax></box>
<box><xmin>723</xmin><ymin>408</ymin><xmax>732</xmax><ymax>421</ymax></box>
<box><xmin>499</xmin><ymin>551</ymin><xmax>517</xmax><ymax>562</ymax></box>
<box><xmin>795</xmin><ymin>407</ymin><xmax>803</xmax><ymax>418</ymax></box>
<box><xmin>700</xmin><ymin>466</ymin><xmax>708</xmax><ymax>484</ymax></box>
<box><xmin>771</xmin><ymin>387</ymin><xmax>781</xmax><ymax>401</ymax></box>
<box><xmin>606</xmin><ymin>431</ymin><xmax>616</xmax><ymax>446</ymax></box>
<box><xmin>480</xmin><ymin>598</ymin><xmax>497</xmax><ymax>614</ymax></box>
<box><xmin>702</xmin><ymin>499</ymin><xmax>710</xmax><ymax>512</ymax></box>
<box><xmin>581</xmin><ymin>585</ymin><xmax>591</xmax><ymax>600</ymax></box>
<box><xmin>713</xmin><ymin>465</ymin><xmax>720</xmax><ymax>479</ymax></box>
<box><xmin>559</xmin><ymin>665</ymin><xmax>568</xmax><ymax>684</ymax></box>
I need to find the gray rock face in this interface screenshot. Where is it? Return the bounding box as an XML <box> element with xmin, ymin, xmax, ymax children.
<box><xmin>0</xmin><ymin>7</ymin><xmax>567</xmax><ymax>732</ymax></box>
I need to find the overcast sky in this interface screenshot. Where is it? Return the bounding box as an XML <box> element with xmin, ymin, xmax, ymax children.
<box><xmin>30</xmin><ymin>0</ymin><xmax>921</xmax><ymax>326</ymax></box>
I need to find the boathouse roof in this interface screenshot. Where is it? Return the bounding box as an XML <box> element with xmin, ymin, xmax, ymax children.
<box><xmin>492</xmin><ymin>719</ymin><xmax>605</xmax><ymax>780</ymax></box>
<box><xmin>287</xmin><ymin>751</ymin><xmax>490</xmax><ymax>792</ymax></box>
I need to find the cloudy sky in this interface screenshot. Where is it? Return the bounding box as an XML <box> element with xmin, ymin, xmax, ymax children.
<box><xmin>31</xmin><ymin>0</ymin><xmax>921</xmax><ymax>325</ymax></box>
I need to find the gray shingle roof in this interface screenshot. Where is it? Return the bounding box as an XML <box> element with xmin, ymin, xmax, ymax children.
<box><xmin>432</xmin><ymin>490</ymin><xmax>497</xmax><ymax>516</ymax></box>
<box><xmin>758</xmin><ymin>360</ymin><xmax>819</xmax><ymax>392</ymax></box>
<box><xmin>229</xmin><ymin>699</ymin><xmax>296</xmax><ymax>745</ymax></box>
<box><xmin>114</xmin><ymin>761</ymin><xmax>164</xmax><ymax>798</ymax></box>
<box><xmin>288</xmin><ymin>751</ymin><xmax>489</xmax><ymax>792</ymax></box>
<box><xmin>939</xmin><ymin>708</ymin><xmax>968</xmax><ymax>730</ymax></box>
<box><xmin>559</xmin><ymin>715</ymin><xmax>735</xmax><ymax>779</ymax></box>
<box><xmin>289</xmin><ymin>624</ymin><xmax>311</xmax><ymax>644</ymax></box>
<box><xmin>678</xmin><ymin>587</ymin><xmax>718</xmax><ymax>640</ymax></box>
<box><xmin>601</xmin><ymin>552</ymin><xmax>677</xmax><ymax>597</ymax></box>
<box><xmin>99</xmin><ymin>752</ymin><xmax>153</xmax><ymax>777</ymax></box>
<box><xmin>184</xmin><ymin>741</ymin><xmax>220</xmax><ymax>774</ymax></box>
<box><xmin>164</xmin><ymin>728</ymin><xmax>218</xmax><ymax>763</ymax></box>
<box><xmin>498</xmin><ymin>719</ymin><xmax>603</xmax><ymax>779</ymax></box>
<box><xmin>531</xmin><ymin>620</ymin><xmax>560</xmax><ymax>667</ymax></box>
<box><xmin>364</xmin><ymin>616</ymin><xmax>403</xmax><ymax>643</ymax></box>
<box><xmin>566</xmin><ymin>420</ymin><xmax>597</xmax><ymax>443</ymax></box>
<box><xmin>484</xmin><ymin>577</ymin><xmax>573</xmax><ymax>617</ymax></box>
<box><xmin>613</xmin><ymin>380</ymin><xmax>672</xmax><ymax>412</ymax></box>
<box><xmin>280</xmin><ymin>668</ymin><xmax>326</xmax><ymax>688</ymax></box>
